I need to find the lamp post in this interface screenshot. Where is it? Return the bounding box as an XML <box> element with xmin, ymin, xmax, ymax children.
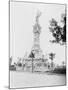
<box><xmin>29</xmin><ymin>51</ymin><xmax>35</xmax><ymax>72</ymax></box>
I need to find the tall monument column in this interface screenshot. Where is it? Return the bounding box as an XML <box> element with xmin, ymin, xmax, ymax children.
<box><xmin>32</xmin><ymin>11</ymin><xmax>42</xmax><ymax>59</ymax></box>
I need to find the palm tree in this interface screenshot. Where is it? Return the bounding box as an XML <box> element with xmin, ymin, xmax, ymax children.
<box><xmin>49</xmin><ymin>53</ymin><xmax>55</xmax><ymax>70</ymax></box>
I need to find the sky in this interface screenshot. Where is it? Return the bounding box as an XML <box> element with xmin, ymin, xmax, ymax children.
<box><xmin>10</xmin><ymin>1</ymin><xmax>66</xmax><ymax>65</ymax></box>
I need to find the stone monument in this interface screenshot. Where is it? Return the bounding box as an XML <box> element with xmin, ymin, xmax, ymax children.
<box><xmin>31</xmin><ymin>11</ymin><xmax>42</xmax><ymax>59</ymax></box>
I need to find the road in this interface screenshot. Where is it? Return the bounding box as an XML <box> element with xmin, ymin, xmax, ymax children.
<box><xmin>10</xmin><ymin>71</ymin><xmax>66</xmax><ymax>88</ymax></box>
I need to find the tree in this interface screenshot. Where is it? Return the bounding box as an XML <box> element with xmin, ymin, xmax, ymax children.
<box><xmin>49</xmin><ymin>14</ymin><xmax>66</xmax><ymax>45</ymax></box>
<box><xmin>49</xmin><ymin>53</ymin><xmax>55</xmax><ymax>70</ymax></box>
<box><xmin>62</xmin><ymin>61</ymin><xmax>65</xmax><ymax>68</ymax></box>
<box><xmin>17</xmin><ymin>57</ymin><xmax>22</xmax><ymax>67</ymax></box>
<box><xmin>61</xmin><ymin>14</ymin><xmax>66</xmax><ymax>43</ymax></box>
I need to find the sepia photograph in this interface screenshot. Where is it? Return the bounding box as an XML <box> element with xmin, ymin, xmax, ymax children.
<box><xmin>9</xmin><ymin>1</ymin><xmax>66</xmax><ymax>89</ymax></box>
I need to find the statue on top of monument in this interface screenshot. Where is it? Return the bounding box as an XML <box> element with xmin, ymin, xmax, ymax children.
<box><xmin>36</xmin><ymin>11</ymin><xmax>42</xmax><ymax>23</ymax></box>
<box><xmin>33</xmin><ymin>10</ymin><xmax>42</xmax><ymax>34</ymax></box>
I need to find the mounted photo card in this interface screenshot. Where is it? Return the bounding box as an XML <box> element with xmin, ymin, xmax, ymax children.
<box><xmin>9</xmin><ymin>0</ymin><xmax>66</xmax><ymax>89</ymax></box>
